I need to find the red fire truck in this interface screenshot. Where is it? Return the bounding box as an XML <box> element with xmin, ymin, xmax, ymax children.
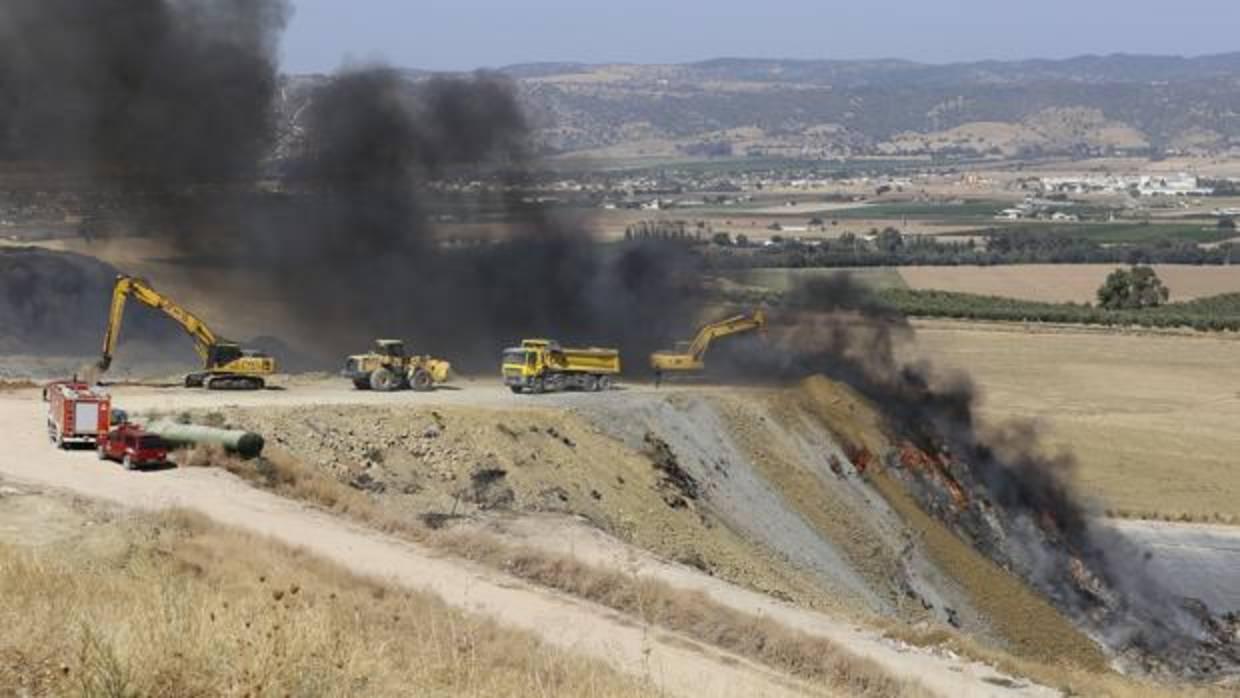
<box><xmin>44</xmin><ymin>381</ymin><xmax>111</xmax><ymax>448</ymax></box>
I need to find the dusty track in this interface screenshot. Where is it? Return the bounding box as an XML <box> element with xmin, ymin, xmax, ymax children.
<box><xmin>0</xmin><ymin>382</ymin><xmax>1056</xmax><ymax>697</ymax></box>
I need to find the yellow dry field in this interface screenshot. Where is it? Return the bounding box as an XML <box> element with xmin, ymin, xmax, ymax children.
<box><xmin>899</xmin><ymin>264</ymin><xmax>1240</xmax><ymax>303</ymax></box>
<box><xmin>902</xmin><ymin>320</ymin><xmax>1240</xmax><ymax>521</ymax></box>
<box><xmin>0</xmin><ymin>508</ymin><xmax>649</xmax><ymax>698</ymax></box>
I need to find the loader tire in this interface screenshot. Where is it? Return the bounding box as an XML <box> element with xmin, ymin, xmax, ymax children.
<box><xmin>410</xmin><ymin>369</ymin><xmax>433</xmax><ymax>392</ymax></box>
<box><xmin>352</xmin><ymin>377</ymin><xmax>371</xmax><ymax>390</ymax></box>
<box><xmin>370</xmin><ymin>368</ymin><xmax>400</xmax><ymax>392</ymax></box>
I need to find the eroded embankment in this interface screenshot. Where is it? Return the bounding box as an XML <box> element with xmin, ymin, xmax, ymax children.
<box><xmin>210</xmin><ymin>379</ymin><xmax>1107</xmax><ymax>671</ymax></box>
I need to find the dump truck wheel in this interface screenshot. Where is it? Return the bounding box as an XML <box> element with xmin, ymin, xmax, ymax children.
<box><xmin>598</xmin><ymin>375</ymin><xmax>614</xmax><ymax>391</ymax></box>
<box><xmin>410</xmin><ymin>369</ymin><xmax>433</xmax><ymax>392</ymax></box>
<box><xmin>509</xmin><ymin>386</ymin><xmax>523</xmax><ymax>394</ymax></box>
<box><xmin>586</xmin><ymin>375</ymin><xmax>600</xmax><ymax>392</ymax></box>
<box><xmin>352</xmin><ymin>377</ymin><xmax>371</xmax><ymax>390</ymax></box>
<box><xmin>370</xmin><ymin>368</ymin><xmax>400</xmax><ymax>392</ymax></box>
<box><xmin>530</xmin><ymin>377</ymin><xmax>545</xmax><ymax>394</ymax></box>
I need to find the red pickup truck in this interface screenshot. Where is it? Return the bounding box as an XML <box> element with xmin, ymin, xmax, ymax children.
<box><xmin>97</xmin><ymin>424</ymin><xmax>168</xmax><ymax>470</ymax></box>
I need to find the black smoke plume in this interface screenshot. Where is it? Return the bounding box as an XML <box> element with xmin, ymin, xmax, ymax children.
<box><xmin>747</xmin><ymin>276</ymin><xmax>1239</xmax><ymax>676</ymax></box>
<box><xmin>0</xmin><ymin>0</ymin><xmax>288</xmax><ymax>188</ymax></box>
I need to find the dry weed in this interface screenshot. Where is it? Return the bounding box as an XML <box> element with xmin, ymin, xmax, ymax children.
<box><xmin>0</xmin><ymin>510</ymin><xmax>649</xmax><ymax>697</ymax></box>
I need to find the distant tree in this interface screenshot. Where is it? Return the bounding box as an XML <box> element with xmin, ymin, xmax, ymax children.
<box><xmin>711</xmin><ymin>231</ymin><xmax>733</xmax><ymax>246</ymax></box>
<box><xmin>1219</xmin><ymin>217</ymin><xmax>1236</xmax><ymax>231</ymax></box>
<box><xmin>735</xmin><ymin>233</ymin><xmax>750</xmax><ymax>247</ymax></box>
<box><xmin>767</xmin><ymin>222</ymin><xmax>783</xmax><ymax>231</ymax></box>
<box><xmin>808</xmin><ymin>216</ymin><xmax>825</xmax><ymax>228</ymax></box>
<box><xmin>876</xmin><ymin>227</ymin><xmax>904</xmax><ymax>253</ymax></box>
<box><xmin>1096</xmin><ymin>266</ymin><xmax>1170</xmax><ymax>310</ymax></box>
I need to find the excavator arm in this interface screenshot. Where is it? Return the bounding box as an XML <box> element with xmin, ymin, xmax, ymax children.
<box><xmin>99</xmin><ymin>275</ymin><xmax>219</xmax><ymax>371</ymax></box>
<box><xmin>683</xmin><ymin>309</ymin><xmax>767</xmax><ymax>363</ymax></box>
<box><xmin>650</xmin><ymin>309</ymin><xmax>767</xmax><ymax>374</ymax></box>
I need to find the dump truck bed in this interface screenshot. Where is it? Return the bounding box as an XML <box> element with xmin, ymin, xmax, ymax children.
<box><xmin>557</xmin><ymin>347</ymin><xmax>621</xmax><ymax>374</ymax></box>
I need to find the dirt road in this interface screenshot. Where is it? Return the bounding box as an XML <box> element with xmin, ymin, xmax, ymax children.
<box><xmin>0</xmin><ymin>384</ymin><xmax>1054</xmax><ymax>697</ymax></box>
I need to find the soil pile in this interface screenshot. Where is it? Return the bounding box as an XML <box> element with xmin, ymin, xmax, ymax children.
<box><xmin>0</xmin><ymin>247</ymin><xmax>178</xmax><ymax>355</ymax></box>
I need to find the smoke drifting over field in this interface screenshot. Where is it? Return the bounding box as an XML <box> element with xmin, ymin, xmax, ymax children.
<box><xmin>763</xmin><ymin>277</ymin><xmax>1239</xmax><ymax>676</ymax></box>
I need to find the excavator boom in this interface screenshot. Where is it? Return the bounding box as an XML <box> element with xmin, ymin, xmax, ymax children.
<box><xmin>99</xmin><ymin>275</ymin><xmax>275</xmax><ymax>389</ymax></box>
<box><xmin>650</xmin><ymin>309</ymin><xmax>767</xmax><ymax>374</ymax></box>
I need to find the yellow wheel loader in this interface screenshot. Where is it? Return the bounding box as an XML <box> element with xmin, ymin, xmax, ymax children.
<box><xmin>343</xmin><ymin>339</ymin><xmax>451</xmax><ymax>392</ymax></box>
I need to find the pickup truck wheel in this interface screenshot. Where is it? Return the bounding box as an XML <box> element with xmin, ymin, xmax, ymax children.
<box><xmin>370</xmin><ymin>367</ymin><xmax>400</xmax><ymax>392</ymax></box>
<box><xmin>410</xmin><ymin>369</ymin><xmax>433</xmax><ymax>392</ymax></box>
<box><xmin>122</xmin><ymin>454</ymin><xmax>135</xmax><ymax>471</ymax></box>
<box><xmin>97</xmin><ymin>445</ymin><xmax>108</xmax><ymax>461</ymax></box>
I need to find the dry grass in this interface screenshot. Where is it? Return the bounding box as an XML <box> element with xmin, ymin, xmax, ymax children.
<box><xmin>867</xmin><ymin>471</ymin><xmax>1108</xmax><ymax>671</ymax></box>
<box><xmin>0</xmin><ymin>509</ymin><xmax>650</xmax><ymax>698</ymax></box>
<box><xmin>904</xmin><ymin>321</ymin><xmax>1240</xmax><ymax>522</ymax></box>
<box><xmin>899</xmin><ymin>264</ymin><xmax>1240</xmax><ymax>303</ymax></box>
<box><xmin>181</xmin><ymin>444</ymin><xmax>929</xmax><ymax>697</ymax></box>
<box><xmin>0</xmin><ymin>379</ymin><xmax>37</xmax><ymax>392</ymax></box>
<box><xmin>440</xmin><ymin>532</ymin><xmax>931</xmax><ymax>698</ymax></box>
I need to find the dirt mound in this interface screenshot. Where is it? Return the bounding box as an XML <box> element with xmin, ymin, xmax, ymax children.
<box><xmin>0</xmin><ymin>247</ymin><xmax>178</xmax><ymax>355</ymax></box>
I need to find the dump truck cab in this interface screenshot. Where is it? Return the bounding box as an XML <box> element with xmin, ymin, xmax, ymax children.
<box><xmin>502</xmin><ymin>339</ymin><xmax>620</xmax><ymax>394</ymax></box>
<box><xmin>97</xmin><ymin>423</ymin><xmax>168</xmax><ymax>470</ymax></box>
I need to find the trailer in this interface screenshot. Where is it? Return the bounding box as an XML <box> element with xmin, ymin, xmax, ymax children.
<box><xmin>44</xmin><ymin>381</ymin><xmax>111</xmax><ymax>448</ymax></box>
<box><xmin>502</xmin><ymin>339</ymin><xmax>621</xmax><ymax>394</ymax></box>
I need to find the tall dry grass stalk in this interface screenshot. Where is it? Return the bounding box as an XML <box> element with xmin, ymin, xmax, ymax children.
<box><xmin>0</xmin><ymin>510</ymin><xmax>649</xmax><ymax>697</ymax></box>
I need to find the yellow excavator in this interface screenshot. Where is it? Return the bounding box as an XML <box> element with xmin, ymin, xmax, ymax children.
<box><xmin>650</xmin><ymin>309</ymin><xmax>767</xmax><ymax>381</ymax></box>
<box><xmin>98</xmin><ymin>275</ymin><xmax>276</xmax><ymax>390</ymax></box>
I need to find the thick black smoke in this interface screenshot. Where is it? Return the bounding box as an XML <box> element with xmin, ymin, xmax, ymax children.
<box><xmin>219</xmin><ymin>68</ymin><xmax>702</xmax><ymax>367</ymax></box>
<box><xmin>746</xmin><ymin>276</ymin><xmax>1238</xmax><ymax>675</ymax></box>
<box><xmin>0</xmin><ymin>0</ymin><xmax>288</xmax><ymax>188</ymax></box>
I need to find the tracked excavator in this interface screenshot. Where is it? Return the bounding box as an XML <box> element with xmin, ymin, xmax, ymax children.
<box><xmin>98</xmin><ymin>275</ymin><xmax>276</xmax><ymax>390</ymax></box>
<box><xmin>650</xmin><ymin>309</ymin><xmax>767</xmax><ymax>382</ymax></box>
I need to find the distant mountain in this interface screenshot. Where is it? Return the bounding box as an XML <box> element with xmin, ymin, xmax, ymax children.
<box><xmin>282</xmin><ymin>54</ymin><xmax>1240</xmax><ymax>162</ymax></box>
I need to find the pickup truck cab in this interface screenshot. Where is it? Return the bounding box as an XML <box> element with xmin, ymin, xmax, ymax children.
<box><xmin>97</xmin><ymin>425</ymin><xmax>168</xmax><ymax>470</ymax></box>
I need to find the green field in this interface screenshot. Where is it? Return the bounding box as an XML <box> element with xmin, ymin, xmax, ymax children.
<box><xmin>825</xmin><ymin>201</ymin><xmax>1006</xmax><ymax>222</ymax></box>
<box><xmin>876</xmin><ymin>288</ymin><xmax>1240</xmax><ymax>331</ymax></box>
<box><xmin>725</xmin><ymin>267</ymin><xmax>909</xmax><ymax>293</ymax></box>
<box><xmin>988</xmin><ymin>222</ymin><xmax>1231</xmax><ymax>244</ymax></box>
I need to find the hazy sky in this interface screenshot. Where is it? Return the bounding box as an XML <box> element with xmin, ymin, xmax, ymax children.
<box><xmin>283</xmin><ymin>0</ymin><xmax>1240</xmax><ymax>73</ymax></box>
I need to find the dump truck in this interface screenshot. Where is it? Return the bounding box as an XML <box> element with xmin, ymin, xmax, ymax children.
<box><xmin>99</xmin><ymin>275</ymin><xmax>276</xmax><ymax>390</ymax></box>
<box><xmin>343</xmin><ymin>339</ymin><xmax>451</xmax><ymax>392</ymax></box>
<box><xmin>44</xmin><ymin>381</ymin><xmax>111</xmax><ymax>448</ymax></box>
<box><xmin>502</xmin><ymin>339</ymin><xmax>620</xmax><ymax>394</ymax></box>
<box><xmin>650</xmin><ymin>310</ymin><xmax>767</xmax><ymax>381</ymax></box>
